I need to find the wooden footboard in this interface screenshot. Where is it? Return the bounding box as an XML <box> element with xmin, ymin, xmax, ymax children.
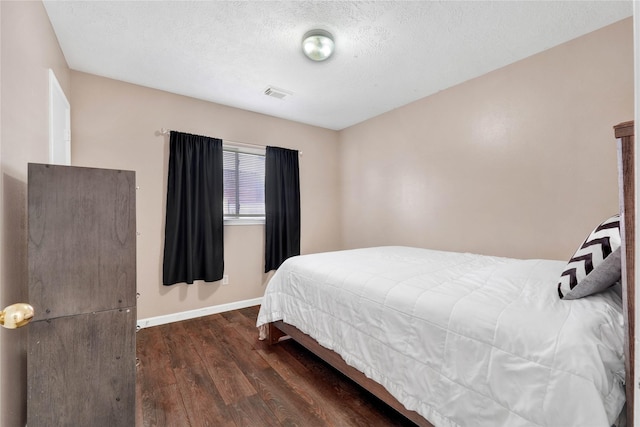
<box><xmin>268</xmin><ymin>320</ymin><xmax>434</xmax><ymax>427</ymax></box>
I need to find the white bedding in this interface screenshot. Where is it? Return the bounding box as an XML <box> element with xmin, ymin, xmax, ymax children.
<box><xmin>256</xmin><ymin>246</ymin><xmax>625</xmax><ymax>427</ymax></box>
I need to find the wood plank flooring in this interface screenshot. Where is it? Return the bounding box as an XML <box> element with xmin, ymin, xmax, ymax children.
<box><xmin>136</xmin><ymin>305</ymin><xmax>416</xmax><ymax>427</ymax></box>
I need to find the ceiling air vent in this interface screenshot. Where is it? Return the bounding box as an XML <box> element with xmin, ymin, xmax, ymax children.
<box><xmin>264</xmin><ymin>86</ymin><xmax>292</xmax><ymax>100</ymax></box>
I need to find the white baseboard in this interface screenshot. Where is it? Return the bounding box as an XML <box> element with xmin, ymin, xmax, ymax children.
<box><xmin>136</xmin><ymin>297</ymin><xmax>263</xmax><ymax>329</ymax></box>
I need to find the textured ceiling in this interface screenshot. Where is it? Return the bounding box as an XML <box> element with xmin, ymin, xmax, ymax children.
<box><xmin>43</xmin><ymin>1</ymin><xmax>633</xmax><ymax>130</ymax></box>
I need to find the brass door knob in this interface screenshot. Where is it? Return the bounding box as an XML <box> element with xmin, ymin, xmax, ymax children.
<box><xmin>0</xmin><ymin>303</ymin><xmax>34</xmax><ymax>329</ymax></box>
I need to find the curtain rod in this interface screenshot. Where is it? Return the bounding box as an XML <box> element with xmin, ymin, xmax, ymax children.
<box><xmin>160</xmin><ymin>128</ymin><xmax>302</xmax><ymax>156</ymax></box>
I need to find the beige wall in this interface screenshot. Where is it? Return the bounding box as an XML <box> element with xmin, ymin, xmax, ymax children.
<box><xmin>70</xmin><ymin>71</ymin><xmax>342</xmax><ymax>320</ymax></box>
<box><xmin>339</xmin><ymin>18</ymin><xmax>634</xmax><ymax>261</ymax></box>
<box><xmin>0</xmin><ymin>1</ymin><xmax>71</xmax><ymax>426</ymax></box>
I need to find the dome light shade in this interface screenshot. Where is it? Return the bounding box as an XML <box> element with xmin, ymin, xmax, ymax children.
<box><xmin>302</xmin><ymin>29</ymin><xmax>334</xmax><ymax>61</ymax></box>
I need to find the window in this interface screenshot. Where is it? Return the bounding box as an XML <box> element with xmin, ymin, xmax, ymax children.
<box><xmin>223</xmin><ymin>146</ymin><xmax>265</xmax><ymax>222</ymax></box>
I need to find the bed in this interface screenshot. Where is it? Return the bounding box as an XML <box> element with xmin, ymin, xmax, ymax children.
<box><xmin>256</xmin><ymin>121</ymin><xmax>635</xmax><ymax>427</ymax></box>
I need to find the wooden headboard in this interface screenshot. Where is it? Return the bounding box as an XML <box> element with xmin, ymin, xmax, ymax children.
<box><xmin>614</xmin><ymin>120</ymin><xmax>635</xmax><ymax>425</ymax></box>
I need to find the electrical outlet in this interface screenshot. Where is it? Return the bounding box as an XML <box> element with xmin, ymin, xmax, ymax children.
<box><xmin>222</xmin><ymin>275</ymin><xmax>229</xmax><ymax>285</ymax></box>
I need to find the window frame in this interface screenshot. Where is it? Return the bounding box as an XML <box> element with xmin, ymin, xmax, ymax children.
<box><xmin>222</xmin><ymin>143</ymin><xmax>266</xmax><ymax>226</ymax></box>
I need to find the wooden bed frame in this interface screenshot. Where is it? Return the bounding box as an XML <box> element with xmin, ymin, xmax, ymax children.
<box><xmin>267</xmin><ymin>321</ymin><xmax>432</xmax><ymax>426</ymax></box>
<box><xmin>614</xmin><ymin>120</ymin><xmax>635</xmax><ymax>426</ymax></box>
<box><xmin>267</xmin><ymin>121</ymin><xmax>635</xmax><ymax>427</ymax></box>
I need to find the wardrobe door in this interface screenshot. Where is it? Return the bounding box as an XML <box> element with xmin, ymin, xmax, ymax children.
<box><xmin>27</xmin><ymin>163</ymin><xmax>136</xmax><ymax>426</ymax></box>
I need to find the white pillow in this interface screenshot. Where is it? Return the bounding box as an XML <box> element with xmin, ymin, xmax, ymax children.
<box><xmin>557</xmin><ymin>214</ymin><xmax>621</xmax><ymax>299</ymax></box>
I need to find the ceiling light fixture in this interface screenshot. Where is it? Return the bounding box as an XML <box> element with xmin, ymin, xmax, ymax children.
<box><xmin>302</xmin><ymin>29</ymin><xmax>334</xmax><ymax>62</ymax></box>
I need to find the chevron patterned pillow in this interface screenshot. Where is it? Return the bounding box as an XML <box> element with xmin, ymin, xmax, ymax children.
<box><xmin>558</xmin><ymin>214</ymin><xmax>622</xmax><ymax>300</ymax></box>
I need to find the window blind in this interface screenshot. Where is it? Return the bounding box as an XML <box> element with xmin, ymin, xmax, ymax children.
<box><xmin>223</xmin><ymin>149</ymin><xmax>265</xmax><ymax>217</ymax></box>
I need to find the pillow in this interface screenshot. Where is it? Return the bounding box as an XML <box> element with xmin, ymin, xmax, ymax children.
<box><xmin>557</xmin><ymin>214</ymin><xmax>622</xmax><ymax>299</ymax></box>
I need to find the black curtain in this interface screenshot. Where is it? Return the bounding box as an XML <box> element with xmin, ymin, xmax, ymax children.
<box><xmin>163</xmin><ymin>131</ymin><xmax>224</xmax><ymax>285</ymax></box>
<box><xmin>265</xmin><ymin>146</ymin><xmax>300</xmax><ymax>272</ymax></box>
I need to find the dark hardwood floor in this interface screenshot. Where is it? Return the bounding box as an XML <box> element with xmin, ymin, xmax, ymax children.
<box><xmin>136</xmin><ymin>305</ymin><xmax>416</xmax><ymax>427</ymax></box>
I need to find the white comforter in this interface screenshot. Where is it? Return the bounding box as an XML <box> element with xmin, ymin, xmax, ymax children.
<box><xmin>256</xmin><ymin>246</ymin><xmax>625</xmax><ymax>427</ymax></box>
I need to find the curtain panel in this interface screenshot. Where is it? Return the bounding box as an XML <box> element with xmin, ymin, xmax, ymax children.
<box><xmin>163</xmin><ymin>131</ymin><xmax>224</xmax><ymax>285</ymax></box>
<box><xmin>265</xmin><ymin>146</ymin><xmax>300</xmax><ymax>272</ymax></box>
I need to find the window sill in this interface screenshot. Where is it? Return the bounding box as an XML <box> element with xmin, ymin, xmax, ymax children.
<box><xmin>224</xmin><ymin>218</ymin><xmax>265</xmax><ymax>226</ymax></box>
